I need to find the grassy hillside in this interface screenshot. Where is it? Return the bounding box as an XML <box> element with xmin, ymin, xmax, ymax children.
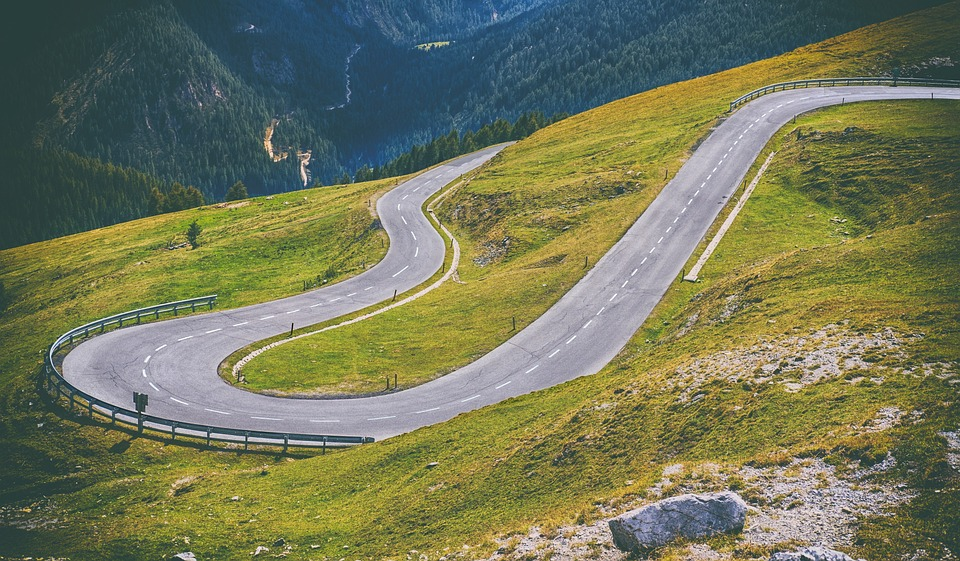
<box><xmin>1</xmin><ymin>3</ymin><xmax>958</xmax><ymax>559</ymax></box>
<box><xmin>242</xmin><ymin>1</ymin><xmax>960</xmax><ymax>395</ymax></box>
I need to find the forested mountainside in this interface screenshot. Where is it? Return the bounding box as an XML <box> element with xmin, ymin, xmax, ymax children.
<box><xmin>0</xmin><ymin>0</ymin><xmax>950</xmax><ymax>249</ymax></box>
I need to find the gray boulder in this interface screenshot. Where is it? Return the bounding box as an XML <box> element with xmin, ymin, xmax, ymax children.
<box><xmin>608</xmin><ymin>491</ymin><xmax>747</xmax><ymax>551</ymax></box>
<box><xmin>770</xmin><ymin>546</ymin><xmax>862</xmax><ymax>561</ymax></box>
<box><xmin>169</xmin><ymin>553</ymin><xmax>196</xmax><ymax>561</ymax></box>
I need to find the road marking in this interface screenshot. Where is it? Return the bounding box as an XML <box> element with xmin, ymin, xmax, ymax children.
<box><xmin>657</xmin><ymin>236</ymin><xmax>664</xmax><ymax>244</ymax></box>
<box><xmin>549</xmin><ymin>349</ymin><xmax>561</xmax><ymax>358</ymax></box>
<box><xmin>718</xmin><ymin>158</ymin><xmax>724</xmax><ymax>166</ymax></box>
<box><xmin>368</xmin><ymin>415</ymin><xmax>396</xmax><ymax>421</ymax></box>
<box><xmin>693</xmin><ymin>189</ymin><xmax>699</xmax><ymax>197</ymax></box>
<box><xmin>461</xmin><ymin>395</ymin><xmax>481</xmax><ymax>402</ymax></box>
<box><xmin>631</xmin><ymin>268</ymin><xmax>638</xmax><ymax>276</ymax></box>
<box><xmin>144</xmin><ymin>355</ymin><xmax>151</xmax><ymax>364</ymax></box>
<box><xmin>495</xmin><ymin>381</ymin><xmax>512</xmax><ymax>389</ymax></box>
<box><xmin>707</xmin><ymin>174</ymin><xmax>712</xmax><ymax>180</ymax></box>
<box><xmin>155</xmin><ymin>344</ymin><xmax>167</xmax><ymax>352</ymax></box>
<box><xmin>525</xmin><ymin>365</ymin><xmax>540</xmax><ymax>374</ymax></box>
<box><xmin>392</xmin><ymin>265</ymin><xmax>409</xmax><ymax>277</ymax></box>
<box><xmin>748</xmin><ymin>123</ymin><xmax>754</xmax><ymax>129</ymax></box>
<box><xmin>688</xmin><ymin>198</ymin><xmax>694</xmax><ymax>205</ymax></box>
<box><xmin>402</xmin><ymin>194</ymin><xmax>409</xmax><ymax>200</ymax></box>
<box><xmin>206</xmin><ymin>328</ymin><xmax>222</xmax><ymax>334</ymax></box>
<box><xmin>310</xmin><ymin>303</ymin><xmax>322</xmax><ymax>308</ymax></box>
<box><xmin>177</xmin><ymin>335</ymin><xmax>193</xmax><ymax>341</ymax></box>
<box><xmin>583</xmin><ymin>319</ymin><xmax>594</xmax><ymax>329</ymax></box>
<box><xmin>700</xmin><ymin>182</ymin><xmax>706</xmax><ymax>188</ymax></box>
<box><xmin>309</xmin><ymin>419</ymin><xmax>340</xmax><ymax>423</ymax></box>
<box><xmin>252</xmin><ymin>416</ymin><xmax>282</xmax><ymax>421</ymax></box>
<box><xmin>621</xmin><ymin>279</ymin><xmax>629</xmax><ymax>288</ymax></box>
<box><xmin>329</xmin><ymin>297</ymin><xmax>342</xmax><ymax>302</ymax></box>
<box><xmin>738</xmin><ymin>134</ymin><xmax>744</xmax><ymax>140</ymax></box>
<box><xmin>347</xmin><ymin>292</ymin><xmax>357</xmax><ymax>297</ymax></box>
<box><xmin>205</xmin><ymin>408</ymin><xmax>230</xmax><ymax>415</ymax></box>
<box><xmin>286</xmin><ymin>309</ymin><xmax>299</xmax><ymax>314</ymax></box>
<box><xmin>566</xmin><ymin>335</ymin><xmax>577</xmax><ymax>344</ymax></box>
<box><xmin>415</xmin><ymin>247</ymin><xmax>419</xmax><ymax>257</ymax></box>
<box><xmin>397</xmin><ymin>204</ymin><xmax>401</xmax><ymax>211</ymax></box>
<box><xmin>411</xmin><ymin>231</ymin><xmax>417</xmax><ymax>241</ymax></box>
<box><xmin>649</xmin><ymin>247</ymin><xmax>656</xmax><ymax>254</ymax></box>
<box><xmin>712</xmin><ymin>166</ymin><xmax>718</xmax><ymax>173</ymax></box>
<box><xmin>233</xmin><ymin>322</ymin><xmax>249</xmax><ymax>327</ymax></box>
<box><xmin>170</xmin><ymin>397</ymin><xmax>189</xmax><ymax>405</ymax></box>
<box><xmin>734</xmin><ymin>140</ymin><xmax>739</xmax><ymax>146</ymax></box>
<box><xmin>641</xmin><ymin>257</ymin><xmax>648</xmax><ymax>264</ymax></box>
<box><xmin>401</xmin><ymin>216</ymin><xmax>408</xmax><ymax>225</ymax></box>
<box><xmin>413</xmin><ymin>186</ymin><xmax>421</xmax><ymax>192</ymax></box>
<box><xmin>609</xmin><ymin>293</ymin><xmax>618</xmax><ymax>302</ymax></box>
<box><xmin>259</xmin><ymin>315</ymin><xmax>275</xmax><ymax>320</ymax></box>
<box><xmin>415</xmin><ymin>407</ymin><xmax>440</xmax><ymax>414</ymax></box>
<box><xmin>142</xmin><ymin>369</ymin><xmax>147</xmax><ymax>378</ymax></box>
<box><xmin>149</xmin><ymin>382</ymin><xmax>160</xmax><ymax>391</ymax></box>
<box><xmin>364</xmin><ymin>286</ymin><xmax>373</xmax><ymax>291</ymax></box>
<box><xmin>682</xmin><ymin>207</ymin><xmax>687</xmax><ymax>213</ymax></box>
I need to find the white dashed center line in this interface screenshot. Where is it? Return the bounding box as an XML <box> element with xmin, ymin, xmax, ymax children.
<box><xmin>631</xmin><ymin>268</ymin><xmax>638</xmax><ymax>276</ymax></box>
<box><xmin>286</xmin><ymin>310</ymin><xmax>299</xmax><ymax>314</ymax></box>
<box><xmin>364</xmin><ymin>286</ymin><xmax>373</xmax><ymax>291</ymax></box>
<box><xmin>461</xmin><ymin>395</ymin><xmax>481</xmax><ymax>402</ymax></box>
<box><xmin>206</xmin><ymin>328</ymin><xmax>222</xmax><ymax>334</ymax></box>
<box><xmin>658</xmin><ymin>236</ymin><xmax>664</xmax><ymax>244</ymax></box>
<box><xmin>549</xmin><ymin>349</ymin><xmax>561</xmax><ymax>358</ymax></box>
<box><xmin>144</xmin><ymin>355</ymin><xmax>151</xmax><ymax>364</ymax></box>
<box><xmin>392</xmin><ymin>265</ymin><xmax>409</xmax><ymax>277</ymax></box>
<box><xmin>566</xmin><ymin>335</ymin><xmax>577</xmax><ymax>345</ymax></box>
<box><xmin>415</xmin><ymin>246</ymin><xmax>419</xmax><ymax>257</ymax></box>
<box><xmin>141</xmin><ymin>369</ymin><xmax>147</xmax><ymax>378</ymax></box>
<box><xmin>621</xmin><ymin>280</ymin><xmax>629</xmax><ymax>288</ymax></box>
<box><xmin>641</xmin><ymin>257</ymin><xmax>648</xmax><ymax>264</ymax></box>
<box><xmin>368</xmin><ymin>415</ymin><xmax>396</xmax><ymax>421</ymax></box>
<box><xmin>252</xmin><ymin>416</ymin><xmax>282</xmax><ymax>421</ymax></box>
<box><xmin>170</xmin><ymin>397</ymin><xmax>189</xmax><ymax>405</ymax></box>
<box><xmin>583</xmin><ymin>319</ymin><xmax>594</xmax><ymax>329</ymax></box>
<box><xmin>310</xmin><ymin>303</ymin><xmax>322</xmax><ymax>308</ymax></box>
<box><xmin>649</xmin><ymin>247</ymin><xmax>656</xmax><ymax>254</ymax></box>
<box><xmin>609</xmin><ymin>293</ymin><xmax>618</xmax><ymax>302</ymax></box>
<box><xmin>401</xmin><ymin>216</ymin><xmax>408</xmax><ymax>225</ymax></box>
<box><xmin>495</xmin><ymin>381</ymin><xmax>513</xmax><ymax>389</ymax></box>
<box><xmin>411</xmin><ymin>232</ymin><xmax>417</xmax><ymax>241</ymax></box>
<box><xmin>415</xmin><ymin>407</ymin><xmax>440</xmax><ymax>414</ymax></box>
<box><xmin>525</xmin><ymin>365</ymin><xmax>540</xmax><ymax>374</ymax></box>
<box><xmin>309</xmin><ymin>419</ymin><xmax>340</xmax><ymax>423</ymax></box>
<box><xmin>177</xmin><ymin>335</ymin><xmax>193</xmax><ymax>341</ymax></box>
<box><xmin>232</xmin><ymin>322</ymin><xmax>249</xmax><ymax>327</ymax></box>
<box><xmin>260</xmin><ymin>315</ymin><xmax>275</xmax><ymax>321</ymax></box>
<box><xmin>149</xmin><ymin>382</ymin><xmax>160</xmax><ymax>391</ymax></box>
<box><xmin>347</xmin><ymin>292</ymin><xmax>357</xmax><ymax>297</ymax></box>
<box><xmin>205</xmin><ymin>408</ymin><xmax>230</xmax><ymax>415</ymax></box>
<box><xmin>155</xmin><ymin>344</ymin><xmax>167</xmax><ymax>352</ymax></box>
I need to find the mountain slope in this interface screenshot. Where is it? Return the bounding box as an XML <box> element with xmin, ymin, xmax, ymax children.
<box><xmin>0</xmin><ymin>4</ymin><xmax>958</xmax><ymax>559</ymax></box>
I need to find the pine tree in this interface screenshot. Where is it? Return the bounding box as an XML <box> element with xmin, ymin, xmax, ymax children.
<box><xmin>225</xmin><ymin>180</ymin><xmax>248</xmax><ymax>201</ymax></box>
<box><xmin>186</xmin><ymin>220</ymin><xmax>202</xmax><ymax>249</ymax></box>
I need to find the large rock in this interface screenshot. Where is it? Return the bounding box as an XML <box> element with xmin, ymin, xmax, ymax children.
<box><xmin>608</xmin><ymin>491</ymin><xmax>747</xmax><ymax>551</ymax></box>
<box><xmin>770</xmin><ymin>546</ymin><xmax>862</xmax><ymax>561</ymax></box>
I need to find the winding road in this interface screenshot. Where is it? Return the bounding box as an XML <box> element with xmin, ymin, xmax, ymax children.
<box><xmin>63</xmin><ymin>86</ymin><xmax>960</xmax><ymax>441</ymax></box>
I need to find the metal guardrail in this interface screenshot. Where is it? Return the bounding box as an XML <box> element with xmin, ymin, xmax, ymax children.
<box><xmin>729</xmin><ymin>77</ymin><xmax>960</xmax><ymax>111</ymax></box>
<box><xmin>43</xmin><ymin>295</ymin><xmax>374</xmax><ymax>451</ymax></box>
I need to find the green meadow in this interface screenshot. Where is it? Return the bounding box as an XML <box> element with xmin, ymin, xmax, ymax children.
<box><xmin>0</xmin><ymin>3</ymin><xmax>958</xmax><ymax>559</ymax></box>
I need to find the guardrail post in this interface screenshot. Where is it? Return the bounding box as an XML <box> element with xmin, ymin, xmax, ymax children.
<box><xmin>69</xmin><ymin>334</ymin><xmax>74</xmax><ymax>345</ymax></box>
<box><xmin>244</xmin><ymin>431</ymin><xmax>249</xmax><ymax>451</ymax></box>
<box><xmin>136</xmin><ymin>312</ymin><xmax>141</xmax><ymax>325</ymax></box>
<box><xmin>322</xmin><ymin>436</ymin><xmax>327</xmax><ymax>455</ymax></box>
<box><xmin>208</xmin><ymin>299</ymin><xmax>215</xmax><ymax>310</ymax></box>
<box><xmin>191</xmin><ymin>302</ymin><xmax>196</xmax><ymax>312</ymax></box>
<box><xmin>87</xmin><ymin>399</ymin><xmax>93</xmax><ymax>417</ymax></box>
<box><xmin>155</xmin><ymin>309</ymin><xmax>160</xmax><ymax>319</ymax></box>
<box><xmin>171</xmin><ymin>423</ymin><xmax>177</xmax><ymax>441</ymax></box>
<box><xmin>174</xmin><ymin>305</ymin><xmax>178</xmax><ymax>317</ymax></box>
<box><xmin>111</xmin><ymin>408</ymin><xmax>117</xmax><ymax>424</ymax></box>
<box><xmin>283</xmin><ymin>434</ymin><xmax>289</xmax><ymax>454</ymax></box>
<box><xmin>206</xmin><ymin>428</ymin><xmax>211</xmax><ymax>448</ymax></box>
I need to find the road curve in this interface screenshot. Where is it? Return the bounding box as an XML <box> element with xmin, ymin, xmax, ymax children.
<box><xmin>63</xmin><ymin>86</ymin><xmax>960</xmax><ymax>441</ymax></box>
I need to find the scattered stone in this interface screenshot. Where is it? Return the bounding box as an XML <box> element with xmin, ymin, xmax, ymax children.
<box><xmin>273</xmin><ymin>537</ymin><xmax>286</xmax><ymax>547</ymax></box>
<box><xmin>170</xmin><ymin>553</ymin><xmax>196</xmax><ymax>561</ymax></box>
<box><xmin>608</xmin><ymin>491</ymin><xmax>746</xmax><ymax>551</ymax></box>
<box><xmin>769</xmin><ymin>545</ymin><xmax>862</xmax><ymax>561</ymax></box>
<box><xmin>230</xmin><ymin>496</ymin><xmax>241</xmax><ymax>502</ymax></box>
<box><xmin>426</xmin><ymin>462</ymin><xmax>440</xmax><ymax>468</ymax></box>
<box><xmin>252</xmin><ymin>546</ymin><xmax>269</xmax><ymax>556</ymax></box>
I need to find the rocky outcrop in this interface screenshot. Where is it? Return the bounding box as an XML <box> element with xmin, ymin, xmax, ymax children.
<box><xmin>607</xmin><ymin>491</ymin><xmax>747</xmax><ymax>551</ymax></box>
<box><xmin>770</xmin><ymin>546</ymin><xmax>862</xmax><ymax>561</ymax></box>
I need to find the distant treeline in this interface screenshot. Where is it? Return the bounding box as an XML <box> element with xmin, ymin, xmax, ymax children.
<box><xmin>349</xmin><ymin>111</ymin><xmax>565</xmax><ymax>183</ymax></box>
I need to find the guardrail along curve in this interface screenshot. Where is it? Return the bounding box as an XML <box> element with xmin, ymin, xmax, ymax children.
<box><xmin>43</xmin><ymin>295</ymin><xmax>374</xmax><ymax>451</ymax></box>
<box><xmin>729</xmin><ymin>76</ymin><xmax>960</xmax><ymax>111</ymax></box>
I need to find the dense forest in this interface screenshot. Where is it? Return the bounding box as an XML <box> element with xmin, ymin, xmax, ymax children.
<box><xmin>0</xmin><ymin>0</ymin><xmax>951</xmax><ymax>249</ymax></box>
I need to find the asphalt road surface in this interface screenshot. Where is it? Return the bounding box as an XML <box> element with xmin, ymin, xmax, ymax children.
<box><xmin>63</xmin><ymin>86</ymin><xmax>960</xmax><ymax>441</ymax></box>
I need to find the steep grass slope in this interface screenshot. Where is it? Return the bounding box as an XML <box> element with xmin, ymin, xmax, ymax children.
<box><xmin>0</xmin><ymin>4</ymin><xmax>958</xmax><ymax>559</ymax></box>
